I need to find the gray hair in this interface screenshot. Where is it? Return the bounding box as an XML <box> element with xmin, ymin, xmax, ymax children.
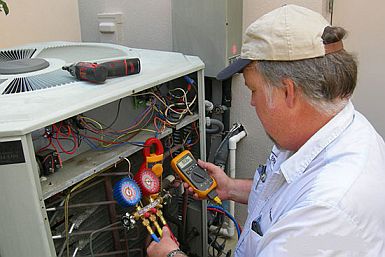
<box><xmin>254</xmin><ymin>27</ymin><xmax>357</xmax><ymax>115</ymax></box>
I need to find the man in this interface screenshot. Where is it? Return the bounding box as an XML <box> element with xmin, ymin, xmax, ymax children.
<box><xmin>147</xmin><ymin>4</ymin><xmax>385</xmax><ymax>257</ymax></box>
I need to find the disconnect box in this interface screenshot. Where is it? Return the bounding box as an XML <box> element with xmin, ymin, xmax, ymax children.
<box><xmin>172</xmin><ymin>0</ymin><xmax>243</xmax><ymax>78</ymax></box>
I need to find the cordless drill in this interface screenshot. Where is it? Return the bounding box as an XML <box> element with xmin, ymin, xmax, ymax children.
<box><xmin>62</xmin><ymin>58</ymin><xmax>141</xmax><ymax>83</ymax></box>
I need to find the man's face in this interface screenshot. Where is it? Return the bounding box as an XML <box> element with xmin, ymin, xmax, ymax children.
<box><xmin>243</xmin><ymin>65</ymin><xmax>287</xmax><ymax>148</ymax></box>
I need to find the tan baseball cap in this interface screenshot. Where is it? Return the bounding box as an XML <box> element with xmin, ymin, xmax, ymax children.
<box><xmin>217</xmin><ymin>5</ymin><xmax>340</xmax><ymax>80</ymax></box>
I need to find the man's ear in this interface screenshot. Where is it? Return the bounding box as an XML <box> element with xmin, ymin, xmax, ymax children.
<box><xmin>282</xmin><ymin>78</ymin><xmax>297</xmax><ymax>108</ymax></box>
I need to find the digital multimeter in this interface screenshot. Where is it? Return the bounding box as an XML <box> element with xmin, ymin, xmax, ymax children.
<box><xmin>171</xmin><ymin>150</ymin><xmax>222</xmax><ymax>205</ymax></box>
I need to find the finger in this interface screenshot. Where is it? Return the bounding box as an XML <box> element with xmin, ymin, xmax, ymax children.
<box><xmin>162</xmin><ymin>226</ymin><xmax>170</xmax><ymax>238</ymax></box>
<box><xmin>183</xmin><ymin>182</ymin><xmax>189</xmax><ymax>188</ymax></box>
<box><xmin>147</xmin><ymin>240</ymin><xmax>156</xmax><ymax>251</ymax></box>
<box><xmin>188</xmin><ymin>187</ymin><xmax>194</xmax><ymax>193</ymax></box>
<box><xmin>146</xmin><ymin>241</ymin><xmax>156</xmax><ymax>257</ymax></box>
<box><xmin>193</xmin><ymin>193</ymin><xmax>200</xmax><ymax>200</ymax></box>
<box><xmin>197</xmin><ymin>159</ymin><xmax>220</xmax><ymax>173</ymax></box>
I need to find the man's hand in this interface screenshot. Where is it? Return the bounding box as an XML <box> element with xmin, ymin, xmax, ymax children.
<box><xmin>184</xmin><ymin>160</ymin><xmax>253</xmax><ymax>204</ymax></box>
<box><xmin>184</xmin><ymin>160</ymin><xmax>233</xmax><ymax>201</ymax></box>
<box><xmin>147</xmin><ymin>226</ymin><xmax>179</xmax><ymax>257</ymax></box>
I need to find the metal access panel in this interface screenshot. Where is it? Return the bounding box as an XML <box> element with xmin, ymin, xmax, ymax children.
<box><xmin>172</xmin><ymin>0</ymin><xmax>243</xmax><ymax>78</ymax></box>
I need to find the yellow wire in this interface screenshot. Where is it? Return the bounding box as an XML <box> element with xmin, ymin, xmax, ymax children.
<box><xmin>64</xmin><ymin>169</ymin><xmax>106</xmax><ymax>257</ymax></box>
<box><xmin>79</xmin><ymin>116</ymin><xmax>106</xmax><ymax>146</ymax></box>
<box><xmin>132</xmin><ymin>91</ymin><xmax>168</xmax><ymax>107</ymax></box>
<box><xmin>100</xmin><ymin>128</ymin><xmax>157</xmax><ymax>148</ymax></box>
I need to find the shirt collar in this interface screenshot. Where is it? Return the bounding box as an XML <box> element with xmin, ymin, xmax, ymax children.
<box><xmin>280</xmin><ymin>101</ymin><xmax>355</xmax><ymax>184</ymax></box>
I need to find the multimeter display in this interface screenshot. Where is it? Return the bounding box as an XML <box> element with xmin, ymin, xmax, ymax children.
<box><xmin>171</xmin><ymin>150</ymin><xmax>221</xmax><ymax>205</ymax></box>
<box><xmin>177</xmin><ymin>155</ymin><xmax>193</xmax><ymax>169</ymax></box>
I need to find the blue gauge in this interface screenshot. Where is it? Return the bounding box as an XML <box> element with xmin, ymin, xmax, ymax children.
<box><xmin>113</xmin><ymin>178</ymin><xmax>141</xmax><ymax>207</ymax></box>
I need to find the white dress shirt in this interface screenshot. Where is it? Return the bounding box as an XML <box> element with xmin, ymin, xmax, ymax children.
<box><xmin>235</xmin><ymin>101</ymin><xmax>385</xmax><ymax>257</ymax></box>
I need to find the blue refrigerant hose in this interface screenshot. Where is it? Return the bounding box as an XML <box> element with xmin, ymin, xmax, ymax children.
<box><xmin>151</xmin><ymin>233</ymin><xmax>160</xmax><ymax>243</ymax></box>
<box><xmin>207</xmin><ymin>205</ymin><xmax>241</xmax><ymax>239</ymax></box>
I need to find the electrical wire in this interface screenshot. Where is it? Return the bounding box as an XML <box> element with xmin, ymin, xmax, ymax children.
<box><xmin>208</xmin><ymin>210</ymin><xmax>225</xmax><ymax>257</ymax></box>
<box><xmin>64</xmin><ymin>169</ymin><xmax>107</xmax><ymax>257</ymax></box>
<box><xmin>207</xmin><ymin>205</ymin><xmax>242</xmax><ymax>239</ymax></box>
<box><xmin>103</xmin><ymin>99</ymin><xmax>123</xmax><ymax>130</ymax></box>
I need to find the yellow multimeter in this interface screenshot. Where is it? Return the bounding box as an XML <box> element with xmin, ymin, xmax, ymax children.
<box><xmin>171</xmin><ymin>150</ymin><xmax>222</xmax><ymax>205</ymax></box>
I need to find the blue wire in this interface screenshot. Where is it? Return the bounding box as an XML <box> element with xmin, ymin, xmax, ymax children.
<box><xmin>207</xmin><ymin>205</ymin><xmax>241</xmax><ymax>239</ymax></box>
<box><xmin>82</xmin><ymin>136</ymin><xmax>146</xmax><ymax>151</ymax></box>
<box><xmin>151</xmin><ymin>233</ymin><xmax>160</xmax><ymax>243</ymax></box>
<box><xmin>184</xmin><ymin>76</ymin><xmax>195</xmax><ymax>85</ymax></box>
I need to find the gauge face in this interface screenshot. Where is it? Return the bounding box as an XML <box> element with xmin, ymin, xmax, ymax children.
<box><xmin>113</xmin><ymin>178</ymin><xmax>141</xmax><ymax>207</ymax></box>
<box><xmin>122</xmin><ymin>181</ymin><xmax>137</xmax><ymax>201</ymax></box>
<box><xmin>134</xmin><ymin>169</ymin><xmax>160</xmax><ymax>196</ymax></box>
<box><xmin>142</xmin><ymin>170</ymin><xmax>160</xmax><ymax>191</ymax></box>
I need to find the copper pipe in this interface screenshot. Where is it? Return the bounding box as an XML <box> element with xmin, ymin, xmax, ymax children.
<box><xmin>104</xmin><ymin>176</ymin><xmax>123</xmax><ymax>257</ymax></box>
<box><xmin>46</xmin><ymin>201</ymin><xmax>116</xmax><ymax>211</ymax></box>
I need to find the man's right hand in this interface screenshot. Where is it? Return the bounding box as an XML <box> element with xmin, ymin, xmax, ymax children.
<box><xmin>183</xmin><ymin>159</ymin><xmax>253</xmax><ymax>204</ymax></box>
<box><xmin>183</xmin><ymin>160</ymin><xmax>233</xmax><ymax>201</ymax></box>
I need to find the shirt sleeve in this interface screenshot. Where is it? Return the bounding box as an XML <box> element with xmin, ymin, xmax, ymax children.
<box><xmin>256</xmin><ymin>202</ymin><xmax>370</xmax><ymax>257</ymax></box>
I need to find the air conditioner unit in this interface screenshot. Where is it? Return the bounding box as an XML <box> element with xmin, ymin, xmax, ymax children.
<box><xmin>0</xmin><ymin>42</ymin><xmax>207</xmax><ymax>257</ymax></box>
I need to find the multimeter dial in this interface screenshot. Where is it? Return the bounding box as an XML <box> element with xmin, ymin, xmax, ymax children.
<box><xmin>134</xmin><ymin>169</ymin><xmax>160</xmax><ymax>196</ymax></box>
<box><xmin>113</xmin><ymin>178</ymin><xmax>142</xmax><ymax>207</ymax></box>
<box><xmin>190</xmin><ymin>164</ymin><xmax>214</xmax><ymax>190</ymax></box>
<box><xmin>176</xmin><ymin>154</ymin><xmax>214</xmax><ymax>190</ymax></box>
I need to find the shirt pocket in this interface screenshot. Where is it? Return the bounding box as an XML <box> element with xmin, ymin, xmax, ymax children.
<box><xmin>245</xmin><ymin>222</ymin><xmax>263</xmax><ymax>256</ymax></box>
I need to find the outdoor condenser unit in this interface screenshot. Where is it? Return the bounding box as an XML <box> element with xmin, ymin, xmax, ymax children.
<box><xmin>0</xmin><ymin>41</ymin><xmax>208</xmax><ymax>257</ymax></box>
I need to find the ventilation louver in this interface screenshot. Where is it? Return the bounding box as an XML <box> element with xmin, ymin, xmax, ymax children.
<box><xmin>0</xmin><ymin>42</ymin><xmax>134</xmax><ymax>95</ymax></box>
<box><xmin>2</xmin><ymin>70</ymin><xmax>77</xmax><ymax>94</ymax></box>
<box><xmin>0</xmin><ymin>48</ymin><xmax>37</xmax><ymax>61</ymax></box>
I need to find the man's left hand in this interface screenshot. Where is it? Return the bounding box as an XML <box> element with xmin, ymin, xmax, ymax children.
<box><xmin>147</xmin><ymin>226</ymin><xmax>179</xmax><ymax>257</ymax></box>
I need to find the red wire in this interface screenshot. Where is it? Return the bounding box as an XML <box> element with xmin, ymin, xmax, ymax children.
<box><xmin>207</xmin><ymin>208</ymin><xmax>225</xmax><ymax>214</ymax></box>
<box><xmin>53</xmin><ymin>124</ymin><xmax>78</xmax><ymax>155</ymax></box>
<box><xmin>207</xmin><ymin>208</ymin><xmax>242</xmax><ymax>233</ymax></box>
<box><xmin>37</xmin><ymin>136</ymin><xmax>53</xmax><ymax>153</ymax></box>
<box><xmin>185</xmin><ymin>122</ymin><xmax>199</xmax><ymax>148</ymax></box>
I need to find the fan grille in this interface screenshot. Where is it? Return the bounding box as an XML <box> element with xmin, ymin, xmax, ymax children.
<box><xmin>2</xmin><ymin>70</ymin><xmax>77</xmax><ymax>95</ymax></box>
<box><xmin>0</xmin><ymin>48</ymin><xmax>37</xmax><ymax>61</ymax></box>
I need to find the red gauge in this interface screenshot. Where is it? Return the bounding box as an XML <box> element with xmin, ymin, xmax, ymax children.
<box><xmin>134</xmin><ymin>168</ymin><xmax>160</xmax><ymax>196</ymax></box>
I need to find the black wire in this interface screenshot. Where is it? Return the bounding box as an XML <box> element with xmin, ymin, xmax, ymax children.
<box><xmin>208</xmin><ymin>213</ymin><xmax>225</xmax><ymax>257</ymax></box>
<box><xmin>103</xmin><ymin>99</ymin><xmax>123</xmax><ymax>130</ymax></box>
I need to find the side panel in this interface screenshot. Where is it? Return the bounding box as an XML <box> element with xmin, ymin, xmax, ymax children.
<box><xmin>0</xmin><ymin>135</ymin><xmax>55</xmax><ymax>257</ymax></box>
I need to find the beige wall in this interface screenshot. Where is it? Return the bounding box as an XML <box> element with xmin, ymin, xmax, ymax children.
<box><xmin>243</xmin><ymin>0</ymin><xmax>327</xmax><ymax>30</ymax></box>
<box><xmin>0</xmin><ymin>0</ymin><xmax>81</xmax><ymax>48</ymax></box>
<box><xmin>333</xmin><ymin>0</ymin><xmax>385</xmax><ymax>138</ymax></box>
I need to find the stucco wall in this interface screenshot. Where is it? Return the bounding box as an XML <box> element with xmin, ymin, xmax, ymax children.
<box><xmin>333</xmin><ymin>0</ymin><xmax>385</xmax><ymax>140</ymax></box>
<box><xmin>78</xmin><ymin>0</ymin><xmax>172</xmax><ymax>51</ymax></box>
<box><xmin>0</xmin><ymin>0</ymin><xmax>81</xmax><ymax>48</ymax></box>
